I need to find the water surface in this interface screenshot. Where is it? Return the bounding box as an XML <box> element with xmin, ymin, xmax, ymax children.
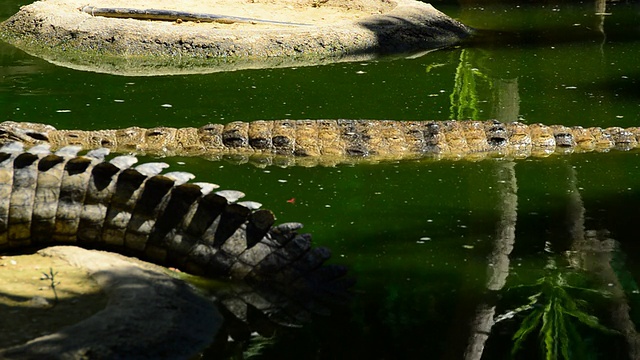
<box><xmin>2</xmin><ymin>1</ymin><xmax>640</xmax><ymax>359</ymax></box>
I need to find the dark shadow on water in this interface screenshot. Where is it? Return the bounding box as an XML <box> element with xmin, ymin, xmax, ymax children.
<box><xmin>466</xmin><ymin>24</ymin><xmax>639</xmax><ymax>50</ymax></box>
<box><xmin>247</xmin><ymin>175</ymin><xmax>640</xmax><ymax>359</ymax></box>
<box><xmin>581</xmin><ymin>73</ymin><xmax>640</xmax><ymax>100</ymax></box>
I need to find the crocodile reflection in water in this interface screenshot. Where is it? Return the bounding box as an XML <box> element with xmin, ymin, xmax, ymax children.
<box><xmin>0</xmin><ymin>120</ymin><xmax>638</xmax><ymax>167</ymax></box>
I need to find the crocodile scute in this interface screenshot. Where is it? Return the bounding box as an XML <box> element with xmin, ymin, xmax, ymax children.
<box><xmin>1</xmin><ymin>120</ymin><xmax>638</xmax><ymax>166</ymax></box>
<box><xmin>0</xmin><ymin>142</ymin><xmax>343</xmax><ymax>285</ymax></box>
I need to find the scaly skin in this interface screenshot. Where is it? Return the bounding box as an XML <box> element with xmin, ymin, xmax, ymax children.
<box><xmin>0</xmin><ymin>142</ymin><xmax>346</xmax><ymax>288</ymax></box>
<box><xmin>1</xmin><ymin>120</ymin><xmax>638</xmax><ymax>166</ymax></box>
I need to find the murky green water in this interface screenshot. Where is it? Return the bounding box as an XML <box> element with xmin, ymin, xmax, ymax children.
<box><xmin>2</xmin><ymin>0</ymin><xmax>640</xmax><ymax>359</ymax></box>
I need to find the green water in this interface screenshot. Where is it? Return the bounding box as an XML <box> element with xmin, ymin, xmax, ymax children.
<box><xmin>2</xmin><ymin>1</ymin><xmax>640</xmax><ymax>359</ymax></box>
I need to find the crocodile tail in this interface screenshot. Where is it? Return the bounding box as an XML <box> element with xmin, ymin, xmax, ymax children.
<box><xmin>0</xmin><ymin>143</ymin><xmax>347</xmax><ymax>285</ymax></box>
<box><xmin>3</xmin><ymin>120</ymin><xmax>640</xmax><ymax>164</ymax></box>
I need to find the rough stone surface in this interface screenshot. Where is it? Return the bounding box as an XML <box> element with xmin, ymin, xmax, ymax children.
<box><xmin>0</xmin><ymin>246</ymin><xmax>221</xmax><ymax>360</ymax></box>
<box><xmin>0</xmin><ymin>0</ymin><xmax>472</xmax><ymax>75</ymax></box>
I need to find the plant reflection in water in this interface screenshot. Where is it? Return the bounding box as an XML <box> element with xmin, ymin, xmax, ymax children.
<box><xmin>497</xmin><ymin>254</ymin><xmax>618</xmax><ymax>360</ymax></box>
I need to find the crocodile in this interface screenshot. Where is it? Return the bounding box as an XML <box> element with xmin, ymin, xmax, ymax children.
<box><xmin>0</xmin><ymin>141</ymin><xmax>347</xmax><ymax>288</ymax></box>
<box><xmin>0</xmin><ymin>120</ymin><xmax>638</xmax><ymax>166</ymax></box>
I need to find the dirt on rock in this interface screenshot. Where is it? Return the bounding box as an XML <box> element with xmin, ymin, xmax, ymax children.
<box><xmin>0</xmin><ymin>247</ymin><xmax>221</xmax><ymax>360</ymax></box>
<box><xmin>0</xmin><ymin>252</ymin><xmax>106</xmax><ymax>349</ymax></box>
<box><xmin>80</xmin><ymin>0</ymin><xmax>397</xmax><ymax>27</ymax></box>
